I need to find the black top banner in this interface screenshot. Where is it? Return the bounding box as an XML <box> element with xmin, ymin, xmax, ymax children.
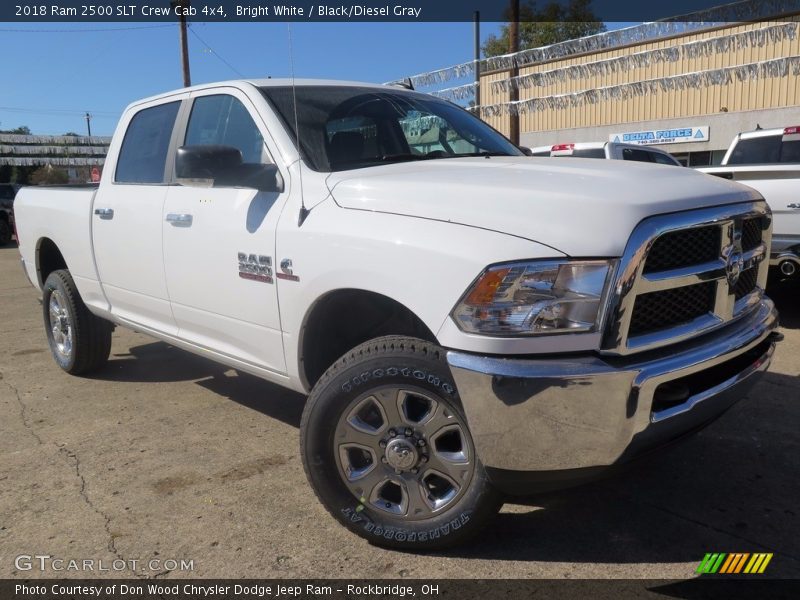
<box><xmin>3</xmin><ymin>0</ymin><xmax>800</xmax><ymax>23</ymax></box>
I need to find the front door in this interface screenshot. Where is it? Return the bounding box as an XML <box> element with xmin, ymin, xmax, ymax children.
<box><xmin>162</xmin><ymin>89</ymin><xmax>287</xmax><ymax>374</ymax></box>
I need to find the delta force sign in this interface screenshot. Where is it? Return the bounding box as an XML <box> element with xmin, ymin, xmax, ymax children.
<box><xmin>609</xmin><ymin>126</ymin><xmax>709</xmax><ymax>146</ymax></box>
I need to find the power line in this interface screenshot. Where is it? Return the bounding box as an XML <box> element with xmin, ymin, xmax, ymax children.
<box><xmin>0</xmin><ymin>24</ymin><xmax>175</xmax><ymax>33</ymax></box>
<box><xmin>188</xmin><ymin>25</ymin><xmax>245</xmax><ymax>77</ymax></box>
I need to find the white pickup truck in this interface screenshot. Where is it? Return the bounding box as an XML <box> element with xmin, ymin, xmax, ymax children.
<box><xmin>699</xmin><ymin>126</ymin><xmax>800</xmax><ymax>279</ymax></box>
<box><xmin>529</xmin><ymin>141</ymin><xmax>682</xmax><ymax>165</ymax></box>
<box><xmin>15</xmin><ymin>79</ymin><xmax>781</xmax><ymax>550</ymax></box>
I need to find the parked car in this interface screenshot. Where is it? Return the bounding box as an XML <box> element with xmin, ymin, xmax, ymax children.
<box><xmin>14</xmin><ymin>79</ymin><xmax>780</xmax><ymax>550</ymax></box>
<box><xmin>528</xmin><ymin>141</ymin><xmax>682</xmax><ymax>165</ymax></box>
<box><xmin>0</xmin><ymin>183</ymin><xmax>18</xmax><ymax>246</ymax></box>
<box><xmin>698</xmin><ymin>126</ymin><xmax>800</xmax><ymax>279</ymax></box>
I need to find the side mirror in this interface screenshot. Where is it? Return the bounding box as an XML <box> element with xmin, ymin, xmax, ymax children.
<box><xmin>519</xmin><ymin>146</ymin><xmax>534</xmax><ymax>156</ymax></box>
<box><xmin>176</xmin><ymin>145</ymin><xmax>284</xmax><ymax>193</ymax></box>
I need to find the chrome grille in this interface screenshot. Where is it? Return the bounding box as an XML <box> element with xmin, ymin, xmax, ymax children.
<box><xmin>602</xmin><ymin>201</ymin><xmax>771</xmax><ymax>355</ymax></box>
<box><xmin>642</xmin><ymin>226</ymin><xmax>721</xmax><ymax>274</ymax></box>
<box><xmin>733</xmin><ymin>265</ymin><xmax>759</xmax><ymax>301</ymax></box>
<box><xmin>741</xmin><ymin>217</ymin><xmax>764</xmax><ymax>252</ymax></box>
<box><xmin>629</xmin><ymin>282</ymin><xmax>716</xmax><ymax>337</ymax></box>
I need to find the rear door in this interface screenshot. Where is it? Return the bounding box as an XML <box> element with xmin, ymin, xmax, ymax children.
<box><xmin>161</xmin><ymin>88</ymin><xmax>289</xmax><ymax>374</ymax></box>
<box><xmin>92</xmin><ymin>97</ymin><xmax>185</xmax><ymax>334</ymax></box>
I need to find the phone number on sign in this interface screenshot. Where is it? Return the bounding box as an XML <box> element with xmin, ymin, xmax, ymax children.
<box><xmin>15</xmin><ymin>4</ymin><xmax>227</xmax><ymax>18</ymax></box>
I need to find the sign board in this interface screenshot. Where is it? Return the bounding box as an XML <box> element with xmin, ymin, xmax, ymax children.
<box><xmin>609</xmin><ymin>126</ymin><xmax>709</xmax><ymax>146</ymax></box>
<box><xmin>91</xmin><ymin>167</ymin><xmax>101</xmax><ymax>182</ymax></box>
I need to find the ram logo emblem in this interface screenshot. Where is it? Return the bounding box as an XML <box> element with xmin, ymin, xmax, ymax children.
<box><xmin>238</xmin><ymin>253</ymin><xmax>273</xmax><ymax>284</ymax></box>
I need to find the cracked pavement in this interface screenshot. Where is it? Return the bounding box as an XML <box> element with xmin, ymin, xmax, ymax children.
<box><xmin>0</xmin><ymin>243</ymin><xmax>798</xmax><ymax>579</ymax></box>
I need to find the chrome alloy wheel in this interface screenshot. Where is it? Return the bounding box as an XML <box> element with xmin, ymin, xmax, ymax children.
<box><xmin>334</xmin><ymin>386</ymin><xmax>474</xmax><ymax>520</ymax></box>
<box><xmin>48</xmin><ymin>289</ymin><xmax>73</xmax><ymax>360</ymax></box>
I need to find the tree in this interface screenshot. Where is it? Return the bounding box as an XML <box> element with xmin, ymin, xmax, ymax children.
<box><xmin>30</xmin><ymin>165</ymin><xmax>69</xmax><ymax>185</ymax></box>
<box><xmin>63</xmin><ymin>132</ymin><xmax>80</xmax><ymax>137</ymax></box>
<box><xmin>0</xmin><ymin>125</ymin><xmax>32</xmax><ymax>135</ymax></box>
<box><xmin>483</xmin><ymin>0</ymin><xmax>606</xmax><ymax>57</ymax></box>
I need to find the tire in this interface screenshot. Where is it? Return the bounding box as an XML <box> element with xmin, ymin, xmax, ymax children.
<box><xmin>301</xmin><ymin>336</ymin><xmax>501</xmax><ymax>550</ymax></box>
<box><xmin>43</xmin><ymin>269</ymin><xmax>112</xmax><ymax>375</ymax></box>
<box><xmin>0</xmin><ymin>218</ymin><xmax>11</xmax><ymax>246</ymax></box>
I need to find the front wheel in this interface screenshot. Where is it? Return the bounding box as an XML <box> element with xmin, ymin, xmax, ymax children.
<box><xmin>300</xmin><ymin>336</ymin><xmax>501</xmax><ymax>550</ymax></box>
<box><xmin>43</xmin><ymin>269</ymin><xmax>113</xmax><ymax>375</ymax></box>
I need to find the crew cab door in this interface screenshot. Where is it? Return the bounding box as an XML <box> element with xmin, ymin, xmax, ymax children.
<box><xmin>92</xmin><ymin>97</ymin><xmax>185</xmax><ymax>334</ymax></box>
<box><xmin>162</xmin><ymin>89</ymin><xmax>288</xmax><ymax>374</ymax></box>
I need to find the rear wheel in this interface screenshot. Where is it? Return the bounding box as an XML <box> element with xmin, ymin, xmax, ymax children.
<box><xmin>43</xmin><ymin>269</ymin><xmax>112</xmax><ymax>375</ymax></box>
<box><xmin>301</xmin><ymin>336</ymin><xmax>501</xmax><ymax>550</ymax></box>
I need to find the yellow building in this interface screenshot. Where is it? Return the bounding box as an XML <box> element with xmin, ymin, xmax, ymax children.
<box><xmin>479</xmin><ymin>17</ymin><xmax>800</xmax><ymax>166</ymax></box>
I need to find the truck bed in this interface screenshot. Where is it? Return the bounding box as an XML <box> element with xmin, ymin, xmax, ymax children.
<box><xmin>15</xmin><ymin>185</ymin><xmax>100</xmax><ymax>295</ymax></box>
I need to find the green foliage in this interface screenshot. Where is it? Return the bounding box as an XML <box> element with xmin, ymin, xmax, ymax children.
<box><xmin>0</xmin><ymin>125</ymin><xmax>32</xmax><ymax>135</ymax></box>
<box><xmin>30</xmin><ymin>165</ymin><xmax>69</xmax><ymax>185</ymax></box>
<box><xmin>483</xmin><ymin>0</ymin><xmax>606</xmax><ymax>58</ymax></box>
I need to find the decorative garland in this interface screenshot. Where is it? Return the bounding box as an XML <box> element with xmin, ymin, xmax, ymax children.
<box><xmin>386</xmin><ymin>0</ymin><xmax>800</xmax><ymax>89</ymax></box>
<box><xmin>491</xmin><ymin>21</ymin><xmax>799</xmax><ymax>93</ymax></box>
<box><xmin>471</xmin><ymin>55</ymin><xmax>800</xmax><ymax>117</ymax></box>
<box><xmin>429</xmin><ymin>82</ymin><xmax>479</xmax><ymax>101</ymax></box>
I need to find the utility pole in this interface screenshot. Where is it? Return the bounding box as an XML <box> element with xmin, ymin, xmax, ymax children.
<box><xmin>474</xmin><ymin>11</ymin><xmax>481</xmax><ymax>110</ymax></box>
<box><xmin>172</xmin><ymin>0</ymin><xmax>191</xmax><ymax>87</ymax></box>
<box><xmin>508</xmin><ymin>0</ymin><xmax>520</xmax><ymax>145</ymax></box>
<box><xmin>85</xmin><ymin>113</ymin><xmax>92</xmax><ymax>137</ymax></box>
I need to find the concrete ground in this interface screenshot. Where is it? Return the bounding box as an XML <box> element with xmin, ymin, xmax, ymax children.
<box><xmin>0</xmin><ymin>243</ymin><xmax>798</xmax><ymax>580</ymax></box>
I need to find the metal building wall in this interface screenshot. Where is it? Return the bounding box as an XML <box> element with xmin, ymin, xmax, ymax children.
<box><xmin>480</xmin><ymin>18</ymin><xmax>800</xmax><ymax>137</ymax></box>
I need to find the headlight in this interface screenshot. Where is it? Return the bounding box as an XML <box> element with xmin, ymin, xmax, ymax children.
<box><xmin>452</xmin><ymin>260</ymin><xmax>616</xmax><ymax>336</ymax></box>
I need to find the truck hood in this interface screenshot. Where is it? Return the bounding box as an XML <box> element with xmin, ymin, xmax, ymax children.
<box><xmin>326</xmin><ymin>157</ymin><xmax>762</xmax><ymax>257</ymax></box>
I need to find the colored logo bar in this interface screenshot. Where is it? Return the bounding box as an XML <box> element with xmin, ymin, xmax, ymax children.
<box><xmin>697</xmin><ymin>552</ymin><xmax>773</xmax><ymax>574</ymax></box>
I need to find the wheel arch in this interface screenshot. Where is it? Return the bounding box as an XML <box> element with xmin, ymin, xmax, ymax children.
<box><xmin>36</xmin><ymin>237</ymin><xmax>68</xmax><ymax>288</ymax></box>
<box><xmin>298</xmin><ymin>288</ymin><xmax>438</xmax><ymax>392</ymax></box>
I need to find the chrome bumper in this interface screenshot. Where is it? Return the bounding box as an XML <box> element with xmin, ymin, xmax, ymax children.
<box><xmin>447</xmin><ymin>299</ymin><xmax>779</xmax><ymax>478</ymax></box>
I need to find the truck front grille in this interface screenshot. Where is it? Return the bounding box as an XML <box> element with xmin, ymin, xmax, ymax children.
<box><xmin>603</xmin><ymin>202</ymin><xmax>771</xmax><ymax>354</ymax></box>
<box><xmin>643</xmin><ymin>226</ymin><xmax>721</xmax><ymax>274</ymax></box>
<box><xmin>629</xmin><ymin>282</ymin><xmax>716</xmax><ymax>337</ymax></box>
<box><xmin>741</xmin><ymin>217</ymin><xmax>765</xmax><ymax>252</ymax></box>
<box><xmin>734</xmin><ymin>265</ymin><xmax>759</xmax><ymax>301</ymax></box>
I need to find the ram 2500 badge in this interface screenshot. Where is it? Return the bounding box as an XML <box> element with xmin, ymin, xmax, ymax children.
<box><xmin>15</xmin><ymin>80</ymin><xmax>781</xmax><ymax>549</ymax></box>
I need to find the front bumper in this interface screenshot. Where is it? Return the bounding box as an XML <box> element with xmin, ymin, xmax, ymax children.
<box><xmin>447</xmin><ymin>299</ymin><xmax>779</xmax><ymax>489</ymax></box>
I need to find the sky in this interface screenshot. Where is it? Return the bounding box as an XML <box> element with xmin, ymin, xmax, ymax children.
<box><xmin>0</xmin><ymin>21</ymin><xmax>515</xmax><ymax>136</ymax></box>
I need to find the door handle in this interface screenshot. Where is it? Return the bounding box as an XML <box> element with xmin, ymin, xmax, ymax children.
<box><xmin>788</xmin><ymin>203</ymin><xmax>800</xmax><ymax>209</ymax></box>
<box><xmin>94</xmin><ymin>208</ymin><xmax>114</xmax><ymax>220</ymax></box>
<box><xmin>165</xmin><ymin>213</ymin><xmax>193</xmax><ymax>227</ymax></box>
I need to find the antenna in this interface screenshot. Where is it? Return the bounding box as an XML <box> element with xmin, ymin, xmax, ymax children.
<box><xmin>287</xmin><ymin>23</ymin><xmax>309</xmax><ymax>227</ymax></box>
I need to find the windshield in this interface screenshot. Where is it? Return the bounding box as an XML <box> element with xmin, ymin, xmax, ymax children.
<box><xmin>260</xmin><ymin>85</ymin><xmax>522</xmax><ymax>172</ymax></box>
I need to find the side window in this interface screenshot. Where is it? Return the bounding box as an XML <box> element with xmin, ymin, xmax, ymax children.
<box><xmin>728</xmin><ymin>137</ymin><xmax>781</xmax><ymax>164</ymax></box>
<box><xmin>115</xmin><ymin>102</ymin><xmax>180</xmax><ymax>184</ymax></box>
<box><xmin>185</xmin><ymin>95</ymin><xmax>269</xmax><ymax>165</ymax></box>
<box><xmin>622</xmin><ymin>148</ymin><xmax>658</xmax><ymax>163</ymax></box>
<box><xmin>571</xmin><ymin>148</ymin><xmax>605</xmax><ymax>159</ymax></box>
<box><xmin>652</xmin><ymin>152</ymin><xmax>679</xmax><ymax>166</ymax></box>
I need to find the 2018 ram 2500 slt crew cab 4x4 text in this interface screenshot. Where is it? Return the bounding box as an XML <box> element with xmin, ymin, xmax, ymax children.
<box><xmin>15</xmin><ymin>80</ymin><xmax>781</xmax><ymax>550</ymax></box>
